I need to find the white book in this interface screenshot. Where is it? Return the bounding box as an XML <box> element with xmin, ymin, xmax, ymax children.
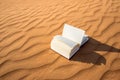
<box><xmin>51</xmin><ymin>24</ymin><xmax>89</xmax><ymax>59</ymax></box>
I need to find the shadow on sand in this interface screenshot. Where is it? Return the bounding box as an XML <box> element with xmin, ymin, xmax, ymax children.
<box><xmin>71</xmin><ymin>37</ymin><xmax>120</xmax><ymax>65</ymax></box>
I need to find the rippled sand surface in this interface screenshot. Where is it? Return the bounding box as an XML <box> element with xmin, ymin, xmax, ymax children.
<box><xmin>0</xmin><ymin>0</ymin><xmax>120</xmax><ymax>80</ymax></box>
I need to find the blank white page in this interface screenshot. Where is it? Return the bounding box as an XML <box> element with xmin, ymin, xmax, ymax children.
<box><xmin>62</xmin><ymin>24</ymin><xmax>85</xmax><ymax>45</ymax></box>
<box><xmin>53</xmin><ymin>35</ymin><xmax>78</xmax><ymax>49</ymax></box>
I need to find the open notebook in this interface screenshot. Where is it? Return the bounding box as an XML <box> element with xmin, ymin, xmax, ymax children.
<box><xmin>51</xmin><ymin>24</ymin><xmax>89</xmax><ymax>59</ymax></box>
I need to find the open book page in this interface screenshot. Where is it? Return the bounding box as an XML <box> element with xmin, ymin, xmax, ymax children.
<box><xmin>51</xmin><ymin>35</ymin><xmax>80</xmax><ymax>59</ymax></box>
<box><xmin>62</xmin><ymin>24</ymin><xmax>85</xmax><ymax>45</ymax></box>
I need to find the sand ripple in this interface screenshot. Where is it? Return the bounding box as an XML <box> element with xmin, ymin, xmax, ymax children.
<box><xmin>0</xmin><ymin>0</ymin><xmax>120</xmax><ymax>80</ymax></box>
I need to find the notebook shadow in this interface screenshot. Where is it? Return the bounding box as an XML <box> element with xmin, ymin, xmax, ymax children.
<box><xmin>71</xmin><ymin>37</ymin><xmax>120</xmax><ymax>65</ymax></box>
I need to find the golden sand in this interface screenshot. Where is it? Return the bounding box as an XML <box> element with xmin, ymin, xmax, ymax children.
<box><xmin>0</xmin><ymin>0</ymin><xmax>120</xmax><ymax>80</ymax></box>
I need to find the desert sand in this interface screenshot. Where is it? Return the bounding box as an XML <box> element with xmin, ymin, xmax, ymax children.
<box><xmin>0</xmin><ymin>0</ymin><xmax>120</xmax><ymax>80</ymax></box>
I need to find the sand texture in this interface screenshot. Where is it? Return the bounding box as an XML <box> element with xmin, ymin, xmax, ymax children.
<box><xmin>0</xmin><ymin>0</ymin><xmax>120</xmax><ymax>80</ymax></box>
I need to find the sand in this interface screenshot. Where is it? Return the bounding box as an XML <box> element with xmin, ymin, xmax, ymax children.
<box><xmin>0</xmin><ymin>0</ymin><xmax>120</xmax><ymax>80</ymax></box>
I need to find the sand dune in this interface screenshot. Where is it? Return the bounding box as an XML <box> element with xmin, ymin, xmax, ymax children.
<box><xmin>0</xmin><ymin>0</ymin><xmax>120</xmax><ymax>80</ymax></box>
